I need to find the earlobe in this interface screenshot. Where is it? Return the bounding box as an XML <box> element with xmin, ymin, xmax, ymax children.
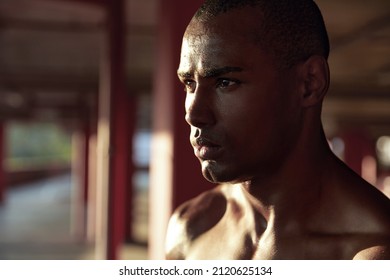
<box><xmin>300</xmin><ymin>55</ymin><xmax>329</xmax><ymax>108</ymax></box>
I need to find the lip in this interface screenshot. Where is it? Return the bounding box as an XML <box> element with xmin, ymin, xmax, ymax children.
<box><xmin>193</xmin><ymin>137</ymin><xmax>222</xmax><ymax>160</ymax></box>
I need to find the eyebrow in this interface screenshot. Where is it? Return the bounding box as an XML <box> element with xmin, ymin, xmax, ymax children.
<box><xmin>177</xmin><ymin>66</ymin><xmax>243</xmax><ymax>79</ymax></box>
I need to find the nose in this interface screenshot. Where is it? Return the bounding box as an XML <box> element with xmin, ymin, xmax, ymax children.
<box><xmin>185</xmin><ymin>88</ymin><xmax>216</xmax><ymax>128</ymax></box>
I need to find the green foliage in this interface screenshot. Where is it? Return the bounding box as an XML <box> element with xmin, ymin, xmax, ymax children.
<box><xmin>5</xmin><ymin>121</ymin><xmax>72</xmax><ymax>169</ymax></box>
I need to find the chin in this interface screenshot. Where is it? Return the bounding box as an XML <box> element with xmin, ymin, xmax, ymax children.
<box><xmin>201</xmin><ymin>160</ymin><xmax>243</xmax><ymax>184</ymax></box>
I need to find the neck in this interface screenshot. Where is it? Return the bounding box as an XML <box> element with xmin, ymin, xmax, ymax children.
<box><xmin>241</xmin><ymin>122</ymin><xmax>333</xmax><ymax>216</ymax></box>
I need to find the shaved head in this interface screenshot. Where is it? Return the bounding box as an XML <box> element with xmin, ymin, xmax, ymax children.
<box><xmin>193</xmin><ymin>0</ymin><xmax>329</xmax><ymax>68</ymax></box>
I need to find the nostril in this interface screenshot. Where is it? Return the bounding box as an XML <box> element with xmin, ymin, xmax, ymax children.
<box><xmin>194</xmin><ymin>129</ymin><xmax>200</xmax><ymax>138</ymax></box>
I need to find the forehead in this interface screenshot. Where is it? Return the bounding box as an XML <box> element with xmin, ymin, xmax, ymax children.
<box><xmin>179</xmin><ymin>12</ymin><xmax>270</xmax><ymax>75</ymax></box>
<box><xmin>189</xmin><ymin>5</ymin><xmax>262</xmax><ymax>37</ymax></box>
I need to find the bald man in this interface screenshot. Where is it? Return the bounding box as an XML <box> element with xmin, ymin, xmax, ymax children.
<box><xmin>165</xmin><ymin>0</ymin><xmax>390</xmax><ymax>260</ymax></box>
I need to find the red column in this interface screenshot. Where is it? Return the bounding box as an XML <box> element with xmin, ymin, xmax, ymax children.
<box><xmin>0</xmin><ymin>121</ymin><xmax>5</xmax><ymax>204</ymax></box>
<box><xmin>106</xmin><ymin>0</ymin><xmax>135</xmax><ymax>260</ymax></box>
<box><xmin>149</xmin><ymin>0</ymin><xmax>214</xmax><ymax>259</ymax></box>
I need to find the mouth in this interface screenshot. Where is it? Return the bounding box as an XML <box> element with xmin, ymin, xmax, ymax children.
<box><xmin>193</xmin><ymin>137</ymin><xmax>222</xmax><ymax>160</ymax></box>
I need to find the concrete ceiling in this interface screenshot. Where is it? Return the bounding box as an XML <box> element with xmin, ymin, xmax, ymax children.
<box><xmin>0</xmin><ymin>0</ymin><xmax>158</xmax><ymax>121</ymax></box>
<box><xmin>317</xmin><ymin>0</ymin><xmax>390</xmax><ymax>136</ymax></box>
<box><xmin>0</xmin><ymin>0</ymin><xmax>389</xmax><ymax>135</ymax></box>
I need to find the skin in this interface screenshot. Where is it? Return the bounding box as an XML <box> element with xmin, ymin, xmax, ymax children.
<box><xmin>165</xmin><ymin>6</ymin><xmax>390</xmax><ymax>260</ymax></box>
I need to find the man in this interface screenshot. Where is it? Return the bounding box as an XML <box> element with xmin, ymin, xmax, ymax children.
<box><xmin>165</xmin><ymin>0</ymin><xmax>390</xmax><ymax>259</ymax></box>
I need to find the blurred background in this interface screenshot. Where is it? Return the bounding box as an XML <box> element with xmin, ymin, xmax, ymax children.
<box><xmin>0</xmin><ymin>0</ymin><xmax>389</xmax><ymax>260</ymax></box>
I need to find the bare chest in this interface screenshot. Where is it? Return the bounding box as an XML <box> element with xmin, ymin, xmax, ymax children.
<box><xmin>185</xmin><ymin>216</ymin><xmax>367</xmax><ymax>260</ymax></box>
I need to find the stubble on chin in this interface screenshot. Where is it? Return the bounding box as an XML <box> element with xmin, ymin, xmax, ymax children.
<box><xmin>201</xmin><ymin>160</ymin><xmax>240</xmax><ymax>184</ymax></box>
<box><xmin>201</xmin><ymin>160</ymin><xmax>221</xmax><ymax>183</ymax></box>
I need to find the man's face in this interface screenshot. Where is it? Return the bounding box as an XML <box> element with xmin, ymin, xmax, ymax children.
<box><xmin>178</xmin><ymin>9</ymin><xmax>302</xmax><ymax>184</ymax></box>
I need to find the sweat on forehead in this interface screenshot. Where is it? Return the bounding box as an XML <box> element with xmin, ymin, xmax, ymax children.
<box><xmin>192</xmin><ymin>0</ymin><xmax>330</xmax><ymax>68</ymax></box>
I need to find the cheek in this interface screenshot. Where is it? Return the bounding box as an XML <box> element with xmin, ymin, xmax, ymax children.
<box><xmin>219</xmin><ymin>92</ymin><xmax>277</xmax><ymax>129</ymax></box>
<box><xmin>219</xmin><ymin>99</ymin><xmax>273</xmax><ymax>151</ymax></box>
<box><xmin>219</xmin><ymin>92</ymin><xmax>288</xmax><ymax>155</ymax></box>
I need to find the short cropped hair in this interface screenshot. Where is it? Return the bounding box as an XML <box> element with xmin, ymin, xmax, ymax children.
<box><xmin>194</xmin><ymin>0</ymin><xmax>330</xmax><ymax>68</ymax></box>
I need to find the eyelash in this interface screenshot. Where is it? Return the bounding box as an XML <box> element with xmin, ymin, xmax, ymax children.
<box><xmin>182</xmin><ymin>78</ymin><xmax>240</xmax><ymax>93</ymax></box>
<box><xmin>183</xmin><ymin>80</ymin><xmax>196</xmax><ymax>93</ymax></box>
<box><xmin>216</xmin><ymin>78</ymin><xmax>239</xmax><ymax>89</ymax></box>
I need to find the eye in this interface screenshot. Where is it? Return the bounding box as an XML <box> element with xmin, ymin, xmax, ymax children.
<box><xmin>216</xmin><ymin>79</ymin><xmax>239</xmax><ymax>89</ymax></box>
<box><xmin>183</xmin><ymin>80</ymin><xmax>196</xmax><ymax>93</ymax></box>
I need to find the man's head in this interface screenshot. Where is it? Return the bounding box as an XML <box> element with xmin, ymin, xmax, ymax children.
<box><xmin>179</xmin><ymin>0</ymin><xmax>330</xmax><ymax>184</ymax></box>
<box><xmin>194</xmin><ymin>0</ymin><xmax>329</xmax><ymax>69</ymax></box>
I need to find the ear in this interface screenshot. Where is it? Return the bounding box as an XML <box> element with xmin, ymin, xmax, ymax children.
<box><xmin>299</xmin><ymin>55</ymin><xmax>329</xmax><ymax>108</ymax></box>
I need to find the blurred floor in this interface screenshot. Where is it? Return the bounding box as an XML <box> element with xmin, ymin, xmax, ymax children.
<box><xmin>0</xmin><ymin>173</ymin><xmax>94</xmax><ymax>259</ymax></box>
<box><xmin>0</xmin><ymin>173</ymin><xmax>148</xmax><ymax>260</ymax></box>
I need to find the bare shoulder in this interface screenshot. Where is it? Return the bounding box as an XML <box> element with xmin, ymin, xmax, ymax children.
<box><xmin>351</xmin><ymin>188</ymin><xmax>390</xmax><ymax>260</ymax></box>
<box><xmin>353</xmin><ymin>244</ymin><xmax>390</xmax><ymax>260</ymax></box>
<box><xmin>331</xmin><ymin>159</ymin><xmax>390</xmax><ymax>229</ymax></box>
<box><xmin>165</xmin><ymin>185</ymin><xmax>228</xmax><ymax>259</ymax></box>
<box><xmin>347</xmin><ymin>177</ymin><xmax>390</xmax><ymax>231</ymax></box>
<box><xmin>336</xmin><ymin>167</ymin><xmax>390</xmax><ymax>259</ymax></box>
